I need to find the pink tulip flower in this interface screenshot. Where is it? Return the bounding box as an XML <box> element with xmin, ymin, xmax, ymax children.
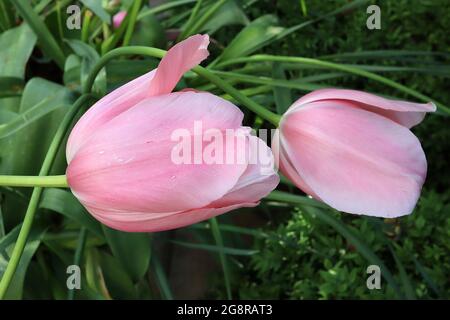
<box><xmin>113</xmin><ymin>11</ymin><xmax>127</xmax><ymax>29</ymax></box>
<box><xmin>273</xmin><ymin>89</ymin><xmax>436</xmax><ymax>218</ymax></box>
<box><xmin>66</xmin><ymin>35</ymin><xmax>279</xmax><ymax>232</ymax></box>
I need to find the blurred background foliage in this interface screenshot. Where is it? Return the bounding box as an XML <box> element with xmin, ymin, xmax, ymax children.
<box><xmin>0</xmin><ymin>0</ymin><xmax>449</xmax><ymax>299</ymax></box>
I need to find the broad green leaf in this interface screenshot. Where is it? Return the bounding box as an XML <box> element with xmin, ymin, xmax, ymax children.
<box><xmin>103</xmin><ymin>226</ymin><xmax>151</xmax><ymax>282</ymax></box>
<box><xmin>212</xmin><ymin>15</ymin><xmax>284</xmax><ymax>65</ymax></box>
<box><xmin>63</xmin><ymin>54</ymin><xmax>82</xmax><ymax>90</ymax></box>
<box><xmin>65</xmin><ymin>39</ymin><xmax>106</xmax><ymax>95</ymax></box>
<box><xmin>201</xmin><ymin>0</ymin><xmax>249</xmax><ymax>34</ymax></box>
<box><xmin>0</xmin><ymin>77</ymin><xmax>24</xmax><ymax>98</ymax></box>
<box><xmin>40</xmin><ymin>188</ymin><xmax>103</xmax><ymax>237</ymax></box>
<box><xmin>0</xmin><ymin>23</ymin><xmax>37</xmax><ymax>78</ymax></box>
<box><xmin>0</xmin><ymin>78</ymin><xmax>74</xmax><ymax>139</ymax></box>
<box><xmin>12</xmin><ymin>0</ymin><xmax>65</xmax><ymax>68</ymax></box>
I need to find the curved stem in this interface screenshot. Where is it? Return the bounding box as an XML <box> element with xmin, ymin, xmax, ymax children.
<box><xmin>82</xmin><ymin>46</ymin><xmax>281</xmax><ymax>126</ymax></box>
<box><xmin>0</xmin><ymin>94</ymin><xmax>94</xmax><ymax>299</ymax></box>
<box><xmin>0</xmin><ymin>175</ymin><xmax>68</xmax><ymax>188</ymax></box>
<box><xmin>215</xmin><ymin>54</ymin><xmax>450</xmax><ymax>115</ymax></box>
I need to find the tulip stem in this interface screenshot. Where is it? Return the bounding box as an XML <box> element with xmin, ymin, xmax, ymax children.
<box><xmin>0</xmin><ymin>94</ymin><xmax>95</xmax><ymax>299</ymax></box>
<box><xmin>83</xmin><ymin>46</ymin><xmax>282</xmax><ymax>126</ymax></box>
<box><xmin>0</xmin><ymin>175</ymin><xmax>68</xmax><ymax>188</ymax></box>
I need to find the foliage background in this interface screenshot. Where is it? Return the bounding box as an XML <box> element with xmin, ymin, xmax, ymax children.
<box><xmin>0</xmin><ymin>0</ymin><xmax>449</xmax><ymax>299</ymax></box>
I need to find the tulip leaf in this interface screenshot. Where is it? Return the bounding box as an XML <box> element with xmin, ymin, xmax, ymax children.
<box><xmin>272</xmin><ymin>62</ymin><xmax>293</xmax><ymax>114</ymax></box>
<box><xmin>39</xmin><ymin>188</ymin><xmax>103</xmax><ymax>237</ymax></box>
<box><xmin>99</xmin><ymin>251</ymin><xmax>137</xmax><ymax>299</ymax></box>
<box><xmin>212</xmin><ymin>15</ymin><xmax>284</xmax><ymax>66</ymax></box>
<box><xmin>201</xmin><ymin>0</ymin><xmax>249</xmax><ymax>34</ymax></box>
<box><xmin>0</xmin><ymin>78</ymin><xmax>74</xmax><ymax>139</ymax></box>
<box><xmin>12</xmin><ymin>0</ymin><xmax>65</xmax><ymax>68</ymax></box>
<box><xmin>103</xmin><ymin>226</ymin><xmax>151</xmax><ymax>282</ymax></box>
<box><xmin>151</xmin><ymin>254</ymin><xmax>173</xmax><ymax>300</ymax></box>
<box><xmin>130</xmin><ymin>12</ymin><xmax>166</xmax><ymax>48</ymax></box>
<box><xmin>0</xmin><ymin>23</ymin><xmax>37</xmax><ymax>78</ymax></box>
<box><xmin>0</xmin><ymin>77</ymin><xmax>24</xmax><ymax>98</ymax></box>
<box><xmin>65</xmin><ymin>39</ymin><xmax>106</xmax><ymax>96</ymax></box>
<box><xmin>0</xmin><ymin>225</ymin><xmax>45</xmax><ymax>299</ymax></box>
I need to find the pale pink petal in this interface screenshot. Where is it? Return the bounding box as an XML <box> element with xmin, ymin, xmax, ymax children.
<box><xmin>85</xmin><ymin>203</ymin><xmax>257</xmax><ymax>232</ymax></box>
<box><xmin>281</xmin><ymin>100</ymin><xmax>427</xmax><ymax>218</ymax></box>
<box><xmin>67</xmin><ymin>70</ymin><xmax>156</xmax><ymax>162</ymax></box>
<box><xmin>67</xmin><ymin>34</ymin><xmax>210</xmax><ymax>162</ymax></box>
<box><xmin>211</xmin><ymin>135</ymin><xmax>279</xmax><ymax>207</ymax></box>
<box><xmin>272</xmin><ymin>129</ymin><xmax>318</xmax><ymax>198</ymax></box>
<box><xmin>148</xmin><ymin>34</ymin><xmax>209</xmax><ymax>96</ymax></box>
<box><xmin>67</xmin><ymin>92</ymin><xmax>247</xmax><ymax>214</ymax></box>
<box><xmin>289</xmin><ymin>88</ymin><xmax>436</xmax><ymax>128</ymax></box>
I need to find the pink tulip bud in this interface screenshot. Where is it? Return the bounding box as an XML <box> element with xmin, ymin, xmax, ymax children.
<box><xmin>273</xmin><ymin>89</ymin><xmax>436</xmax><ymax>218</ymax></box>
<box><xmin>66</xmin><ymin>35</ymin><xmax>279</xmax><ymax>232</ymax></box>
<box><xmin>113</xmin><ymin>11</ymin><xmax>127</xmax><ymax>29</ymax></box>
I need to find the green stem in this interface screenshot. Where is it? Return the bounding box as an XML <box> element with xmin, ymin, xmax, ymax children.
<box><xmin>215</xmin><ymin>55</ymin><xmax>450</xmax><ymax>114</ymax></box>
<box><xmin>0</xmin><ymin>175</ymin><xmax>68</xmax><ymax>188</ymax></box>
<box><xmin>83</xmin><ymin>46</ymin><xmax>281</xmax><ymax>126</ymax></box>
<box><xmin>122</xmin><ymin>0</ymin><xmax>142</xmax><ymax>47</ymax></box>
<box><xmin>0</xmin><ymin>94</ymin><xmax>94</xmax><ymax>299</ymax></box>
<box><xmin>81</xmin><ymin>10</ymin><xmax>92</xmax><ymax>43</ymax></box>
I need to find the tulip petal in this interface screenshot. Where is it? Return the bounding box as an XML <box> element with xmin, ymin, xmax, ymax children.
<box><xmin>290</xmin><ymin>88</ymin><xmax>436</xmax><ymax>128</ymax></box>
<box><xmin>148</xmin><ymin>34</ymin><xmax>209</xmax><ymax>96</ymax></box>
<box><xmin>67</xmin><ymin>34</ymin><xmax>210</xmax><ymax>162</ymax></box>
<box><xmin>67</xmin><ymin>70</ymin><xmax>156</xmax><ymax>162</ymax></box>
<box><xmin>211</xmin><ymin>135</ymin><xmax>280</xmax><ymax>207</ymax></box>
<box><xmin>84</xmin><ymin>202</ymin><xmax>257</xmax><ymax>232</ymax></box>
<box><xmin>281</xmin><ymin>100</ymin><xmax>427</xmax><ymax>217</ymax></box>
<box><xmin>67</xmin><ymin>91</ymin><xmax>248</xmax><ymax>215</ymax></box>
<box><xmin>272</xmin><ymin>129</ymin><xmax>318</xmax><ymax>198</ymax></box>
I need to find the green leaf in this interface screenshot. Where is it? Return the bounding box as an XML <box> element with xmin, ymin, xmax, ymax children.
<box><xmin>0</xmin><ymin>77</ymin><xmax>24</xmax><ymax>98</ymax></box>
<box><xmin>102</xmin><ymin>226</ymin><xmax>151</xmax><ymax>282</ymax></box>
<box><xmin>0</xmin><ymin>23</ymin><xmax>37</xmax><ymax>78</ymax></box>
<box><xmin>0</xmin><ymin>78</ymin><xmax>74</xmax><ymax>139</ymax></box>
<box><xmin>130</xmin><ymin>12</ymin><xmax>166</xmax><ymax>48</ymax></box>
<box><xmin>272</xmin><ymin>62</ymin><xmax>292</xmax><ymax>114</ymax></box>
<box><xmin>389</xmin><ymin>244</ymin><xmax>415</xmax><ymax>299</ymax></box>
<box><xmin>99</xmin><ymin>251</ymin><xmax>136</xmax><ymax>299</ymax></box>
<box><xmin>0</xmin><ymin>226</ymin><xmax>45</xmax><ymax>299</ymax></box>
<box><xmin>201</xmin><ymin>0</ymin><xmax>249</xmax><ymax>34</ymax></box>
<box><xmin>12</xmin><ymin>0</ymin><xmax>65</xmax><ymax>68</ymax></box>
<box><xmin>213</xmin><ymin>15</ymin><xmax>284</xmax><ymax>65</ymax></box>
<box><xmin>210</xmin><ymin>218</ymin><xmax>232</xmax><ymax>299</ymax></box>
<box><xmin>39</xmin><ymin>188</ymin><xmax>103</xmax><ymax>237</ymax></box>
<box><xmin>79</xmin><ymin>0</ymin><xmax>110</xmax><ymax>23</ymax></box>
<box><xmin>151</xmin><ymin>255</ymin><xmax>173</xmax><ymax>300</ymax></box>
<box><xmin>65</xmin><ymin>39</ymin><xmax>106</xmax><ymax>95</ymax></box>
